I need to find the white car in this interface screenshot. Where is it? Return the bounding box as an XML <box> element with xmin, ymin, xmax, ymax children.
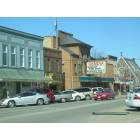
<box><xmin>0</xmin><ymin>91</ymin><xmax>50</xmax><ymax>108</ymax></box>
<box><xmin>125</xmin><ymin>88</ymin><xmax>140</xmax><ymax>108</ymax></box>
<box><xmin>63</xmin><ymin>90</ymin><xmax>85</xmax><ymax>101</ymax></box>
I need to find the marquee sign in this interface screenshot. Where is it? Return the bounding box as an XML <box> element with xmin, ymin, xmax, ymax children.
<box><xmin>87</xmin><ymin>61</ymin><xmax>106</xmax><ymax>74</ymax></box>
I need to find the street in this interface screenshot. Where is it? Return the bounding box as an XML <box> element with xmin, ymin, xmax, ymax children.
<box><xmin>0</xmin><ymin>96</ymin><xmax>140</xmax><ymax>123</ymax></box>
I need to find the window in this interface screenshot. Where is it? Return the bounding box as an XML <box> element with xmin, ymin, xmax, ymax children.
<box><xmin>11</xmin><ymin>46</ymin><xmax>16</xmax><ymax>67</ymax></box>
<box><xmin>48</xmin><ymin>59</ymin><xmax>51</xmax><ymax>72</ymax></box>
<box><xmin>36</xmin><ymin>51</ymin><xmax>40</xmax><ymax>69</ymax></box>
<box><xmin>56</xmin><ymin>60</ymin><xmax>60</xmax><ymax>72</ymax></box>
<box><xmin>28</xmin><ymin>49</ymin><xmax>32</xmax><ymax>68</ymax></box>
<box><xmin>20</xmin><ymin>48</ymin><xmax>25</xmax><ymax>67</ymax></box>
<box><xmin>2</xmin><ymin>44</ymin><xmax>8</xmax><ymax>66</ymax></box>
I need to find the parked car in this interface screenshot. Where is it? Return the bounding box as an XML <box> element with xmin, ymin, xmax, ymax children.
<box><xmin>93</xmin><ymin>88</ymin><xmax>115</xmax><ymax>100</ymax></box>
<box><xmin>72</xmin><ymin>87</ymin><xmax>94</xmax><ymax>100</ymax></box>
<box><xmin>0</xmin><ymin>91</ymin><xmax>49</xmax><ymax>108</ymax></box>
<box><xmin>91</xmin><ymin>87</ymin><xmax>104</xmax><ymax>94</ymax></box>
<box><xmin>63</xmin><ymin>90</ymin><xmax>85</xmax><ymax>101</ymax></box>
<box><xmin>54</xmin><ymin>91</ymin><xmax>72</xmax><ymax>103</ymax></box>
<box><xmin>126</xmin><ymin>87</ymin><xmax>140</xmax><ymax>108</ymax></box>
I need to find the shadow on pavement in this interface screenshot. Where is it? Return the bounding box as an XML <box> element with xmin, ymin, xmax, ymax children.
<box><xmin>92</xmin><ymin>111</ymin><xmax>129</xmax><ymax>115</ymax></box>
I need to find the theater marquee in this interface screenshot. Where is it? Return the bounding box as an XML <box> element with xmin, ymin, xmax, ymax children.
<box><xmin>87</xmin><ymin>61</ymin><xmax>106</xmax><ymax>74</ymax></box>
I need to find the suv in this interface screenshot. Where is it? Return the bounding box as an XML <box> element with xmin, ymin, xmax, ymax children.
<box><xmin>92</xmin><ymin>87</ymin><xmax>104</xmax><ymax>94</ymax></box>
<box><xmin>73</xmin><ymin>87</ymin><xmax>93</xmax><ymax>100</ymax></box>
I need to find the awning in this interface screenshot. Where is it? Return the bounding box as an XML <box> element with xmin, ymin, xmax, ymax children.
<box><xmin>80</xmin><ymin>76</ymin><xmax>114</xmax><ymax>83</ymax></box>
<box><xmin>0</xmin><ymin>68</ymin><xmax>45</xmax><ymax>82</ymax></box>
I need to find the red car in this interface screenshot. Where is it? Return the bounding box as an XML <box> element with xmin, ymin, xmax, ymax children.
<box><xmin>93</xmin><ymin>88</ymin><xmax>115</xmax><ymax>100</ymax></box>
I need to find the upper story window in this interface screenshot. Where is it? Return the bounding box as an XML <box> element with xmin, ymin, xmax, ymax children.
<box><xmin>2</xmin><ymin>44</ymin><xmax>8</xmax><ymax>66</ymax></box>
<box><xmin>56</xmin><ymin>60</ymin><xmax>60</xmax><ymax>72</ymax></box>
<box><xmin>11</xmin><ymin>46</ymin><xmax>16</xmax><ymax>67</ymax></box>
<box><xmin>36</xmin><ymin>51</ymin><xmax>40</xmax><ymax>69</ymax></box>
<box><xmin>28</xmin><ymin>49</ymin><xmax>32</xmax><ymax>68</ymax></box>
<box><xmin>20</xmin><ymin>48</ymin><xmax>25</xmax><ymax>67</ymax></box>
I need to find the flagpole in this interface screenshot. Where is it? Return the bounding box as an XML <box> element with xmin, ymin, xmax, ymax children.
<box><xmin>55</xmin><ymin>17</ymin><xmax>59</xmax><ymax>50</ymax></box>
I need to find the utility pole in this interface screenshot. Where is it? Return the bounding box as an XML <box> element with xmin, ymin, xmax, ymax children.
<box><xmin>54</xmin><ymin>17</ymin><xmax>59</xmax><ymax>50</ymax></box>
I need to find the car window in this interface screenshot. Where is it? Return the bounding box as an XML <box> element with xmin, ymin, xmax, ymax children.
<box><xmin>82</xmin><ymin>88</ymin><xmax>91</xmax><ymax>92</ymax></box>
<box><xmin>92</xmin><ymin>89</ymin><xmax>97</xmax><ymax>92</ymax></box>
<box><xmin>54</xmin><ymin>91</ymin><xmax>61</xmax><ymax>95</ymax></box>
<box><xmin>20</xmin><ymin>92</ymin><xmax>36</xmax><ymax>97</ymax></box>
<box><xmin>134</xmin><ymin>88</ymin><xmax>140</xmax><ymax>93</ymax></box>
<box><xmin>98</xmin><ymin>88</ymin><xmax>103</xmax><ymax>91</ymax></box>
<box><xmin>74</xmin><ymin>88</ymin><xmax>87</xmax><ymax>92</ymax></box>
<box><xmin>63</xmin><ymin>91</ymin><xmax>75</xmax><ymax>94</ymax></box>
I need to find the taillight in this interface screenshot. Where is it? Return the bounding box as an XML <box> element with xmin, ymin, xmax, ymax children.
<box><xmin>133</xmin><ymin>95</ymin><xmax>140</xmax><ymax>100</ymax></box>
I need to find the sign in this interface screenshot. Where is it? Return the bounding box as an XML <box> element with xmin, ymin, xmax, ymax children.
<box><xmin>87</xmin><ymin>61</ymin><xmax>106</xmax><ymax>74</ymax></box>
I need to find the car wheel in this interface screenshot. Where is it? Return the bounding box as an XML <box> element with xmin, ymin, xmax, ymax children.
<box><xmin>61</xmin><ymin>98</ymin><xmax>66</xmax><ymax>103</ymax></box>
<box><xmin>75</xmin><ymin>96</ymin><xmax>81</xmax><ymax>101</ymax></box>
<box><xmin>85</xmin><ymin>95</ymin><xmax>91</xmax><ymax>100</ymax></box>
<box><xmin>8</xmin><ymin>100</ymin><xmax>16</xmax><ymax>108</ymax></box>
<box><xmin>37</xmin><ymin>99</ymin><xmax>44</xmax><ymax>105</ymax></box>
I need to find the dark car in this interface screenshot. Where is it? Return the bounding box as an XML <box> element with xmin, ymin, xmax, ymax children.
<box><xmin>93</xmin><ymin>88</ymin><xmax>115</xmax><ymax>100</ymax></box>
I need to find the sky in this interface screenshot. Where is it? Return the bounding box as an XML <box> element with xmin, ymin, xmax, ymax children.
<box><xmin>0</xmin><ymin>17</ymin><xmax>140</xmax><ymax>63</ymax></box>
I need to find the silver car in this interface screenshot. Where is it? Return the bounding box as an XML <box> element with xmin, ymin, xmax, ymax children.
<box><xmin>0</xmin><ymin>91</ymin><xmax>49</xmax><ymax>108</ymax></box>
<box><xmin>54</xmin><ymin>91</ymin><xmax>72</xmax><ymax>103</ymax></box>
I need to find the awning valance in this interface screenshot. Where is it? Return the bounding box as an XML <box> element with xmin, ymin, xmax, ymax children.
<box><xmin>0</xmin><ymin>68</ymin><xmax>45</xmax><ymax>82</ymax></box>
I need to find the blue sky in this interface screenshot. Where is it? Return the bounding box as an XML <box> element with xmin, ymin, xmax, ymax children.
<box><xmin>0</xmin><ymin>17</ymin><xmax>140</xmax><ymax>61</ymax></box>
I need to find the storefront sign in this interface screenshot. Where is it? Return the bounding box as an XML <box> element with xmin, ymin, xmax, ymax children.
<box><xmin>87</xmin><ymin>61</ymin><xmax>106</xmax><ymax>74</ymax></box>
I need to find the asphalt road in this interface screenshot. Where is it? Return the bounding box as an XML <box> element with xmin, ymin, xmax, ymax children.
<box><xmin>0</xmin><ymin>96</ymin><xmax>140</xmax><ymax>123</ymax></box>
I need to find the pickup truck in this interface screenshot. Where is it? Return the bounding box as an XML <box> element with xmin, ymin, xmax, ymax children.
<box><xmin>54</xmin><ymin>91</ymin><xmax>72</xmax><ymax>103</ymax></box>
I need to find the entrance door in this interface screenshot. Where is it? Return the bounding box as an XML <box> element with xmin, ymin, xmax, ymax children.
<box><xmin>16</xmin><ymin>82</ymin><xmax>21</xmax><ymax>94</ymax></box>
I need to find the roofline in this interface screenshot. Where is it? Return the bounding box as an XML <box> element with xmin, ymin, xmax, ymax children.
<box><xmin>58</xmin><ymin>30</ymin><xmax>73</xmax><ymax>36</ymax></box>
<box><xmin>0</xmin><ymin>26</ymin><xmax>43</xmax><ymax>41</ymax></box>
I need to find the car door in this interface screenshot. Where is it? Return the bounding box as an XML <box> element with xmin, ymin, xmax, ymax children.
<box><xmin>19</xmin><ymin>92</ymin><xmax>36</xmax><ymax>105</ymax></box>
<box><xmin>54</xmin><ymin>91</ymin><xmax>61</xmax><ymax>101</ymax></box>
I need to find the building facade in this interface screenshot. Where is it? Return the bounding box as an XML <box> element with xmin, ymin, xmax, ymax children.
<box><xmin>44</xmin><ymin>31</ymin><xmax>93</xmax><ymax>90</ymax></box>
<box><xmin>0</xmin><ymin>26</ymin><xmax>44</xmax><ymax>98</ymax></box>
<box><xmin>59</xmin><ymin>31</ymin><xmax>92</xmax><ymax>89</ymax></box>
<box><xmin>43</xmin><ymin>38</ymin><xmax>63</xmax><ymax>89</ymax></box>
<box><xmin>80</xmin><ymin>56</ymin><xmax>118</xmax><ymax>90</ymax></box>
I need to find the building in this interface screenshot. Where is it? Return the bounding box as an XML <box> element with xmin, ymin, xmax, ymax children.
<box><xmin>59</xmin><ymin>31</ymin><xmax>93</xmax><ymax>89</ymax></box>
<box><xmin>44</xmin><ymin>31</ymin><xmax>93</xmax><ymax>90</ymax></box>
<box><xmin>80</xmin><ymin>55</ymin><xmax>117</xmax><ymax>90</ymax></box>
<box><xmin>0</xmin><ymin>26</ymin><xmax>44</xmax><ymax>98</ymax></box>
<box><xmin>117</xmin><ymin>55</ymin><xmax>140</xmax><ymax>91</ymax></box>
<box><xmin>43</xmin><ymin>37</ymin><xmax>63</xmax><ymax>89</ymax></box>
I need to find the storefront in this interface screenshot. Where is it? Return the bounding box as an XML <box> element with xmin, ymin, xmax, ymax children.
<box><xmin>0</xmin><ymin>68</ymin><xmax>45</xmax><ymax>98</ymax></box>
<box><xmin>80</xmin><ymin>76</ymin><xmax>114</xmax><ymax>90</ymax></box>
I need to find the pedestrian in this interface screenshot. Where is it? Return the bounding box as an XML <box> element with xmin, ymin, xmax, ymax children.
<box><xmin>44</xmin><ymin>88</ymin><xmax>55</xmax><ymax>103</ymax></box>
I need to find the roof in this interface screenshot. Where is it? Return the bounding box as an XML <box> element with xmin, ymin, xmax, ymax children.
<box><xmin>58</xmin><ymin>30</ymin><xmax>93</xmax><ymax>48</ymax></box>
<box><xmin>61</xmin><ymin>46</ymin><xmax>79</xmax><ymax>58</ymax></box>
<box><xmin>0</xmin><ymin>26</ymin><xmax>43</xmax><ymax>41</ymax></box>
